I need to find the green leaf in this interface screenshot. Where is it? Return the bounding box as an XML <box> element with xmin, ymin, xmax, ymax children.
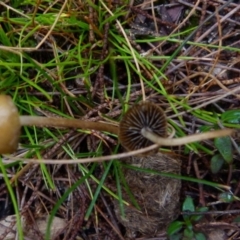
<box><xmin>198</xmin><ymin>125</ymin><xmax>213</xmax><ymax>132</ymax></box>
<box><xmin>184</xmin><ymin>227</ymin><xmax>194</xmax><ymax>238</ymax></box>
<box><xmin>214</xmin><ymin>137</ymin><xmax>233</xmax><ymax>164</ymax></box>
<box><xmin>190</xmin><ymin>206</ymin><xmax>208</xmax><ymax>222</ymax></box>
<box><xmin>197</xmin><ymin>206</ymin><xmax>209</xmax><ymax>212</ymax></box>
<box><xmin>210</xmin><ymin>154</ymin><xmax>224</xmax><ymax>174</ymax></box>
<box><xmin>167</xmin><ymin>221</ymin><xmax>184</xmax><ymax>236</ymax></box>
<box><xmin>218</xmin><ymin>192</ymin><xmax>234</xmax><ymax>203</ymax></box>
<box><xmin>195</xmin><ymin>232</ymin><xmax>207</xmax><ymax>240</ymax></box>
<box><xmin>221</xmin><ymin>109</ymin><xmax>240</xmax><ymax>124</ymax></box>
<box><xmin>182</xmin><ymin>196</ymin><xmax>195</xmax><ymax>212</ymax></box>
<box><xmin>184</xmin><ymin>218</ymin><xmax>192</xmax><ymax>228</ymax></box>
<box><xmin>190</xmin><ymin>214</ymin><xmax>203</xmax><ymax>222</ymax></box>
<box><xmin>233</xmin><ymin>216</ymin><xmax>240</xmax><ymax>222</ymax></box>
<box><xmin>169</xmin><ymin>233</ymin><xmax>182</xmax><ymax>240</ymax></box>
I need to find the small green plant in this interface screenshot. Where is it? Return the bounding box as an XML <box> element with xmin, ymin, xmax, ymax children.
<box><xmin>167</xmin><ymin>196</ymin><xmax>208</xmax><ymax>240</ymax></box>
<box><xmin>210</xmin><ymin>135</ymin><xmax>233</xmax><ymax>174</ymax></box>
<box><xmin>210</xmin><ymin>109</ymin><xmax>240</xmax><ymax>174</ymax></box>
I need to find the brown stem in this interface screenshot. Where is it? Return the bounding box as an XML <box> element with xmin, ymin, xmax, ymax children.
<box><xmin>141</xmin><ymin>128</ymin><xmax>234</xmax><ymax>146</ymax></box>
<box><xmin>20</xmin><ymin>116</ymin><xmax>119</xmax><ymax>135</ymax></box>
<box><xmin>20</xmin><ymin>116</ymin><xmax>234</xmax><ymax>147</ymax></box>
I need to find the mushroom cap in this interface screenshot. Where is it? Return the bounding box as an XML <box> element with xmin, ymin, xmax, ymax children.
<box><xmin>0</xmin><ymin>95</ymin><xmax>20</xmax><ymax>154</ymax></box>
<box><xmin>119</xmin><ymin>102</ymin><xmax>167</xmax><ymax>153</ymax></box>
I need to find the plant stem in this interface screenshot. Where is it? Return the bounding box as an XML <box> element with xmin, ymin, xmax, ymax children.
<box><xmin>19</xmin><ymin>116</ymin><xmax>119</xmax><ymax>135</ymax></box>
<box><xmin>141</xmin><ymin>128</ymin><xmax>234</xmax><ymax>146</ymax></box>
<box><xmin>19</xmin><ymin>116</ymin><xmax>234</xmax><ymax>147</ymax></box>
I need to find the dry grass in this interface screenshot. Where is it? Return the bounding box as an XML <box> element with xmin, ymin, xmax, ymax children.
<box><xmin>0</xmin><ymin>0</ymin><xmax>240</xmax><ymax>239</ymax></box>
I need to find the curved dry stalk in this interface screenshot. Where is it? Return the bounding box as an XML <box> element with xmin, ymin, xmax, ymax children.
<box><xmin>141</xmin><ymin>128</ymin><xmax>234</xmax><ymax>146</ymax></box>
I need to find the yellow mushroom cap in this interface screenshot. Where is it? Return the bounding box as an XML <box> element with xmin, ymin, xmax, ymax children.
<box><xmin>0</xmin><ymin>95</ymin><xmax>20</xmax><ymax>154</ymax></box>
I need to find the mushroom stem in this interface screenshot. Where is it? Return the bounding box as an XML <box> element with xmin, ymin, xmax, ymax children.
<box><xmin>19</xmin><ymin>116</ymin><xmax>119</xmax><ymax>135</ymax></box>
<box><xmin>141</xmin><ymin>128</ymin><xmax>234</xmax><ymax>146</ymax></box>
<box><xmin>0</xmin><ymin>95</ymin><xmax>235</xmax><ymax>155</ymax></box>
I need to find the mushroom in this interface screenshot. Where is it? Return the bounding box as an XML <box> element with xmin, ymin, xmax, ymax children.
<box><xmin>119</xmin><ymin>102</ymin><xmax>167</xmax><ymax>155</ymax></box>
<box><xmin>0</xmin><ymin>95</ymin><xmax>21</xmax><ymax>154</ymax></box>
<box><xmin>0</xmin><ymin>95</ymin><xmax>234</xmax><ymax>154</ymax></box>
<box><xmin>119</xmin><ymin>101</ymin><xmax>234</xmax><ymax>152</ymax></box>
<box><xmin>0</xmin><ymin>94</ymin><xmax>118</xmax><ymax>154</ymax></box>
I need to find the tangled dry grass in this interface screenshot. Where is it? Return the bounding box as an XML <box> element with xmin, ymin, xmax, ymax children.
<box><xmin>0</xmin><ymin>0</ymin><xmax>240</xmax><ymax>239</ymax></box>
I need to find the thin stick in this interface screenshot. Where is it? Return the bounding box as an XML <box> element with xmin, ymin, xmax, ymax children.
<box><xmin>35</xmin><ymin>0</ymin><xmax>68</xmax><ymax>49</ymax></box>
